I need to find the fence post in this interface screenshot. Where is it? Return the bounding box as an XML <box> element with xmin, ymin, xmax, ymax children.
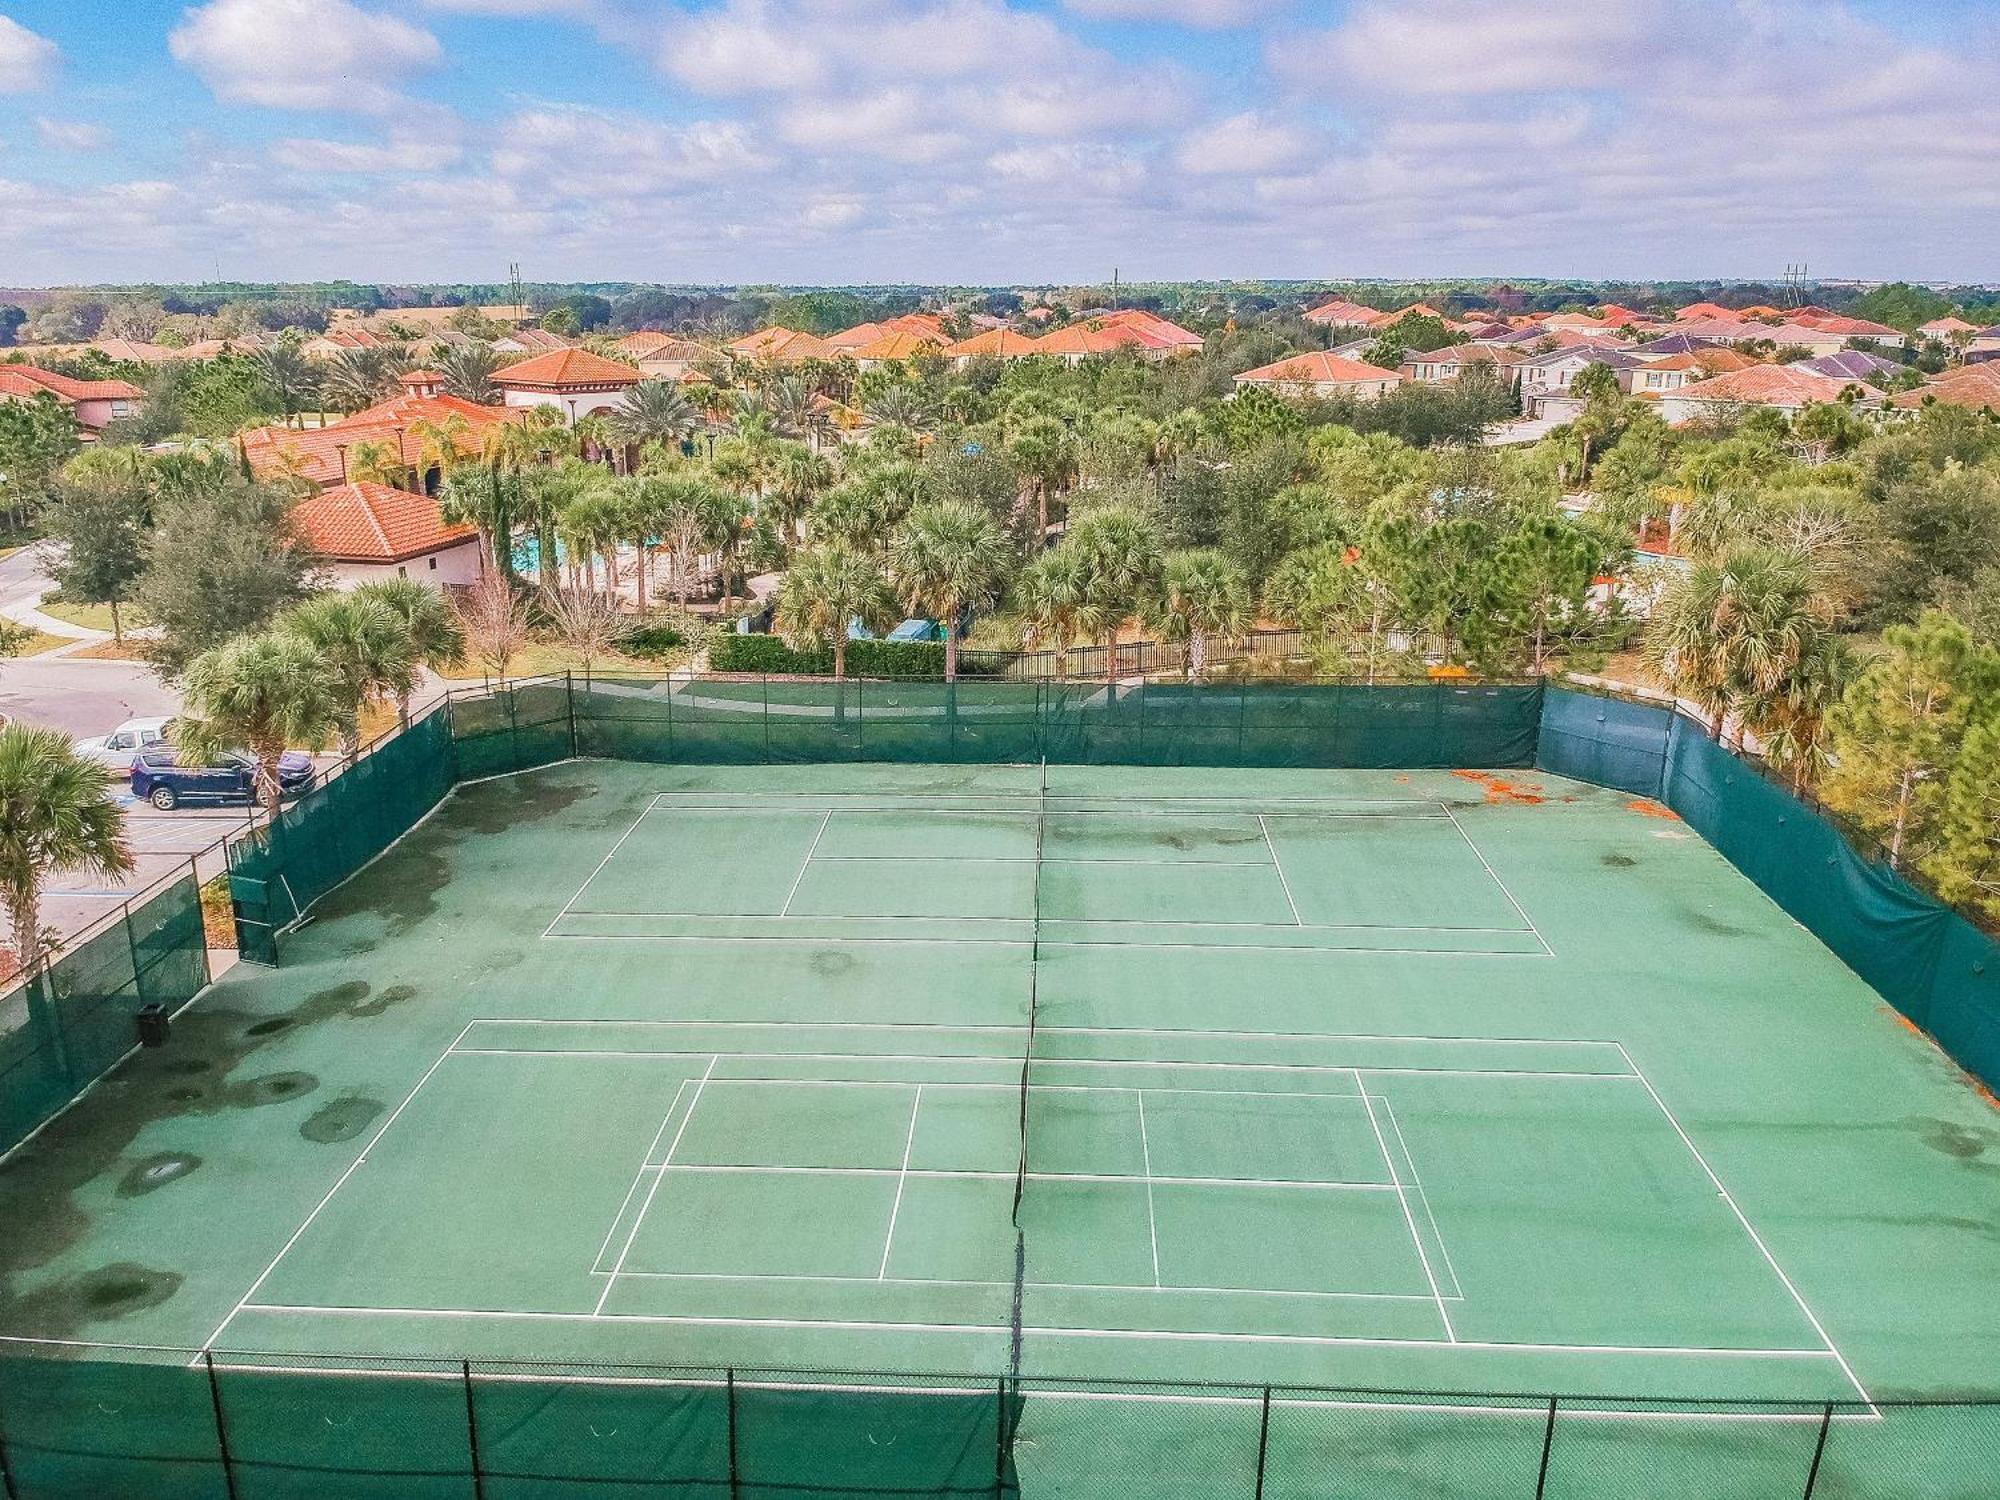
<box><xmin>190</xmin><ymin>855</ymin><xmax>214</xmax><ymax>988</ymax></box>
<box><xmin>0</xmin><ymin>1371</ymin><xmax>19</xmax><ymax>1500</ymax></box>
<box><xmin>762</xmin><ymin>675</ymin><xmax>772</xmax><ymax>764</ymax></box>
<box><xmin>1253</xmin><ymin>1385</ymin><xmax>1271</xmax><ymax>1500</ymax></box>
<box><xmin>462</xmin><ymin>1361</ymin><xmax>485</xmax><ymax>1500</ymax></box>
<box><xmin>121</xmin><ymin>901</ymin><xmax>143</xmax><ymax>1006</ymax></box>
<box><xmin>993</xmin><ymin>1378</ymin><xmax>1009</xmax><ymax>1498</ymax></box>
<box><xmin>1533</xmin><ymin>1397</ymin><xmax>1557</xmax><ymax>1499</ymax></box>
<box><xmin>203</xmin><ymin>1353</ymin><xmax>240</xmax><ymax>1500</ymax></box>
<box><xmin>566</xmin><ymin>670</ymin><xmax>578</xmax><ymax>760</ymax></box>
<box><xmin>726</xmin><ymin>1369</ymin><xmax>740</xmax><ymax>1500</ymax></box>
<box><xmin>1801</xmin><ymin>1402</ymin><xmax>1834</xmax><ymax>1499</ymax></box>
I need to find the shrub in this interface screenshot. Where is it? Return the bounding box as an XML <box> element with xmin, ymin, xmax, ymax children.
<box><xmin>708</xmin><ymin>633</ymin><xmax>1000</xmax><ymax>678</ymax></box>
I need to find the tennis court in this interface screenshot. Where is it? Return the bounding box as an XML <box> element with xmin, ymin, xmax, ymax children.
<box><xmin>7</xmin><ymin>750</ymin><xmax>2000</xmax><ymax>1495</ymax></box>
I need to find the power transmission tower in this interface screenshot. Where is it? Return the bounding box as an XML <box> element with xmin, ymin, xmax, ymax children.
<box><xmin>508</xmin><ymin>262</ymin><xmax>526</xmax><ymax>318</ymax></box>
<box><xmin>1782</xmin><ymin>263</ymin><xmax>1810</xmax><ymax>307</ymax></box>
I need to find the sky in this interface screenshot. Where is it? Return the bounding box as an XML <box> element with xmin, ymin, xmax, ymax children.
<box><xmin>0</xmin><ymin>0</ymin><xmax>1997</xmax><ymax>288</ymax></box>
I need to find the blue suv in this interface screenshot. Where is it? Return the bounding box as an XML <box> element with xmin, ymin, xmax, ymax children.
<box><xmin>131</xmin><ymin>749</ymin><xmax>315</xmax><ymax>810</ymax></box>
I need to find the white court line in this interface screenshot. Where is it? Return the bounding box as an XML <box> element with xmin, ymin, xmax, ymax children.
<box><xmin>811</xmin><ymin>856</ymin><xmax>1278</xmax><ymax>868</ymax></box>
<box><xmin>462</xmin><ymin>1017</ymin><xmax>1631</xmax><ymax>1054</ymax></box>
<box><xmin>1135</xmin><ymin>1090</ymin><xmax>1162</xmax><ymax>1289</ymax></box>
<box><xmin>539</xmin><ymin>930</ymin><xmax>1553</xmax><ymax>958</ymax></box>
<box><xmin>449</xmin><ymin>1047</ymin><xmax>1637</xmax><ymax>1084</ymax></box>
<box><xmin>614</xmin><ymin>1164</ymin><xmax>1400</xmax><ymax>1192</ymax></box>
<box><xmin>594</xmin><ymin>1055</ymin><xmax>716</xmax><ymax>1317</ymax></box>
<box><xmin>542</xmin><ymin>793</ymin><xmax>662</xmax><ymax>939</ymax></box>
<box><xmin>232</xmin><ymin>1301</ymin><xmax>1842</xmax><ymax>1358</ymax></box>
<box><xmin>1441</xmin><ymin>804</ymin><xmax>1553</xmax><ymax>956</ymax></box>
<box><xmin>1377</xmin><ymin>1097</ymin><xmax>1464</xmax><ymax>1302</ymax></box>
<box><xmin>589</xmin><ymin>1079</ymin><xmax>692</xmax><ymax>1274</ymax></box>
<box><xmin>1613</xmin><ymin>1042</ymin><xmax>1877</xmax><ymax>1414</ymax></box>
<box><xmin>583</xmin><ymin>1270</ymin><xmax>1453</xmax><ymax>1302</ymax></box>
<box><xmin>779</xmin><ymin>810</ymin><xmax>833</xmax><ymax>917</ymax></box>
<box><xmin>878</xmin><ymin>1085</ymin><xmax>923</xmax><ymax>1279</ymax></box>
<box><xmin>551</xmin><ymin>911</ymin><xmax>1536</xmax><ymax>933</ymax></box>
<box><xmin>1358</xmin><ymin>1078</ymin><xmax>1455</xmax><ymax>1343</ymax></box>
<box><xmin>195</xmin><ymin>1020</ymin><xmax>477</xmax><ymax>1358</ymax></box>
<box><xmin>1258</xmin><ymin>815</ymin><xmax>1304</xmax><ymax>927</ymax></box>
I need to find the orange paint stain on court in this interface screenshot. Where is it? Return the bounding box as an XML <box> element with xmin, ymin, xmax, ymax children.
<box><xmin>1451</xmin><ymin>770</ymin><xmax>1545</xmax><ymax>805</ymax></box>
<box><xmin>1626</xmin><ymin>798</ymin><xmax>1679</xmax><ymax>820</ymax></box>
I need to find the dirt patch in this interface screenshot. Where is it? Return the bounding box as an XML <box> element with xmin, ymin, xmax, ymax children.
<box><xmin>221</xmin><ymin>1071</ymin><xmax>319</xmax><ymax>1107</ymax></box>
<box><xmin>350</xmin><ymin>983</ymin><xmax>417</xmax><ymax>1018</ymax></box>
<box><xmin>302</xmin><ymin>1096</ymin><xmax>384</xmax><ymax>1144</ymax></box>
<box><xmin>1450</xmin><ymin>770</ymin><xmax>1545</xmax><ymax>805</ymax></box>
<box><xmin>7</xmin><ymin>1264</ymin><xmax>184</xmax><ymax>1336</ymax></box>
<box><xmin>451</xmin><ymin>777</ymin><xmax>595</xmax><ymax>835</ymax></box>
<box><xmin>1626</xmin><ymin>798</ymin><xmax>1680</xmax><ymax>821</ymax></box>
<box><xmin>1920</xmin><ymin>1118</ymin><xmax>1998</xmax><ymax>1162</ymax></box>
<box><xmin>1683</xmin><ymin>910</ymin><xmax>1747</xmax><ymax>938</ymax></box>
<box><xmin>1600</xmin><ymin>853</ymin><xmax>1639</xmax><ymax>868</ymax></box>
<box><xmin>811</xmin><ymin>950</ymin><xmax>858</xmax><ymax>979</ymax></box>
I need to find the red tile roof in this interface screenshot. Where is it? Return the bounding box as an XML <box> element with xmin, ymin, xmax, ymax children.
<box><xmin>1669</xmin><ymin>364</ymin><xmax>1879</xmax><ymax>407</ymax></box>
<box><xmin>1303</xmin><ymin>299</ymin><xmax>1388</xmax><ymax>327</ymax></box>
<box><xmin>0</xmin><ymin>365</ymin><xmax>145</xmax><ymax>402</ymax></box>
<box><xmin>292</xmin><ymin>482</ymin><xmax>478</xmax><ymax>564</ymax></box>
<box><xmin>240</xmin><ymin>394</ymin><xmax>515</xmax><ymax>489</ymax></box>
<box><xmin>1235</xmin><ymin>352</ymin><xmax>1400</xmax><ymax>386</ymax></box>
<box><xmin>850</xmin><ymin>330</ymin><xmax>945</xmax><ymax>361</ymax></box>
<box><xmin>1889</xmin><ymin>366</ymin><xmax>2000</xmax><ymax>411</ymax></box>
<box><xmin>492</xmin><ymin>348</ymin><xmax>642</xmax><ymax>389</ymax></box>
<box><xmin>946</xmin><ymin>328</ymin><xmax>1043</xmax><ymax>358</ymax></box>
<box><xmin>1674</xmin><ymin>302</ymin><xmax>1736</xmax><ymax>321</ymax></box>
<box><xmin>728</xmin><ymin>327</ymin><xmax>836</xmax><ymax>362</ymax></box>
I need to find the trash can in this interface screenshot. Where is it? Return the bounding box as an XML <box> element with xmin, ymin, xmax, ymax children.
<box><xmin>136</xmin><ymin>1004</ymin><xmax>170</xmax><ymax>1048</ymax></box>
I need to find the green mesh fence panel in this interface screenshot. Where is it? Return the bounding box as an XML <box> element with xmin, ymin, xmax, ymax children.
<box><xmin>563</xmin><ymin>678</ymin><xmax>1541</xmax><ymax>772</ymax></box>
<box><xmin>1534</xmin><ymin>687</ymin><xmax>1672</xmax><ymax>798</ymax></box>
<box><xmin>0</xmin><ymin>1354</ymin><xmax>228</xmax><ymax>1500</ymax></box>
<box><xmin>469</xmin><ymin>1366</ymin><xmax>731</xmax><ymax>1499</ymax></box>
<box><xmin>1262</xmin><ymin>1391</ymin><xmax>1550</xmax><ymax>1500</ymax></box>
<box><xmin>214</xmin><ymin>1363</ymin><xmax>473</xmax><ymax>1500</ymax></box>
<box><xmin>732</xmin><ymin>1379</ymin><xmax>1007</xmax><ymax>1498</ymax></box>
<box><xmin>0</xmin><ymin>872</ymin><xmax>208</xmax><ymax>1155</ymax></box>
<box><xmin>1539</xmin><ymin>1399</ymin><xmax>1827</xmax><ymax>1500</ymax></box>
<box><xmin>448</xmin><ymin>678</ymin><xmax>574</xmax><ymax>782</ymax></box>
<box><xmin>227</xmin><ymin>709</ymin><xmax>456</xmax><ymax>964</ymax></box>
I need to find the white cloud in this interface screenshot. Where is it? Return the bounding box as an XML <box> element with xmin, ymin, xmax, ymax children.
<box><xmin>270</xmin><ymin>131</ymin><xmax>464</xmax><ymax>172</ymax></box>
<box><xmin>1275</xmin><ymin>0</ymin><xmax>1658</xmax><ymax>96</ymax></box>
<box><xmin>803</xmin><ymin>198</ymin><xmax>866</xmax><ymax>231</ymax></box>
<box><xmin>1173</xmin><ymin>112</ymin><xmax>1312</xmax><ymax>175</ymax></box>
<box><xmin>170</xmin><ymin>0</ymin><xmax>442</xmax><ymax>114</ymax></box>
<box><xmin>35</xmin><ymin>118</ymin><xmax>111</xmax><ymax>152</ymax></box>
<box><xmin>0</xmin><ymin>16</ymin><xmax>58</xmax><ymax>93</ymax></box>
<box><xmin>988</xmin><ymin>141</ymin><xmax>1145</xmax><ymax>195</ymax></box>
<box><xmin>1061</xmin><ymin>0</ymin><xmax>1273</xmax><ymax>28</ymax></box>
<box><xmin>490</xmin><ymin>105</ymin><xmax>775</xmax><ymax>199</ymax></box>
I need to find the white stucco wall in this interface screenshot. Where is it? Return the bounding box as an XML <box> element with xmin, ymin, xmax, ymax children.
<box><xmin>324</xmin><ymin>538</ymin><xmax>485</xmax><ymax>590</ymax></box>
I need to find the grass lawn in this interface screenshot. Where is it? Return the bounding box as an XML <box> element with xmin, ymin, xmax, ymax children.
<box><xmin>37</xmin><ymin>599</ymin><xmax>149</xmax><ymax>634</ymax></box>
<box><xmin>435</xmin><ymin>637</ymin><xmax>692</xmax><ymax>682</ymax></box>
<box><xmin>4</xmin><ymin>627</ymin><xmax>71</xmax><ymax>658</ymax></box>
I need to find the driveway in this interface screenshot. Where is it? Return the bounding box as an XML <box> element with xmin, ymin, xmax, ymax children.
<box><xmin>41</xmin><ymin>800</ymin><xmax>246</xmax><ymax>959</ymax></box>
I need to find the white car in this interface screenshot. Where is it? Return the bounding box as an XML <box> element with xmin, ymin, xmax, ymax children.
<box><xmin>75</xmin><ymin>717</ymin><xmax>172</xmax><ymax>771</ymax></box>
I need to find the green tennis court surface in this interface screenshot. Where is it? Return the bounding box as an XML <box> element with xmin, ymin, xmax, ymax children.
<box><xmin>7</xmin><ymin>759</ymin><xmax>2000</xmax><ymax>1493</ymax></box>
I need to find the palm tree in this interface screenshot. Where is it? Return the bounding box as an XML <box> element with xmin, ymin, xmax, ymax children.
<box><xmin>1013</xmin><ymin>545</ymin><xmax>1091</xmax><ymax>682</ymax></box>
<box><xmin>281</xmin><ymin>593</ymin><xmax>417</xmax><ymax>757</ymax></box>
<box><xmin>889</xmin><ymin>501</ymin><xmax>1013</xmax><ymax>681</ymax></box>
<box><xmin>436</xmin><ymin>344</ymin><xmax>502</xmax><ymax>404</ymax></box>
<box><xmin>556</xmin><ymin>481</ymin><xmax>628</xmax><ymax>594</ymax></box>
<box><xmin>409</xmin><ymin>413</ymin><xmax>471</xmax><ymax>493</ymax></box>
<box><xmin>252</xmin><ymin>342</ymin><xmax>317</xmax><ymax>423</ymax></box>
<box><xmin>867</xmin><ymin>386</ymin><xmax>932</xmax><ymax>433</ymax></box>
<box><xmin>440</xmin><ymin>462</ymin><xmax>518</xmax><ymax>581</ymax></box>
<box><xmin>515</xmin><ymin>457</ymin><xmax>598</xmax><ymax>589</ymax></box>
<box><xmin>177</xmin><ymin>632</ymin><xmax>343</xmax><ymax>811</ymax></box>
<box><xmin>1007</xmin><ymin>416</ymin><xmax>1079</xmax><ymax>541</ymax></box>
<box><xmin>1150</xmin><ymin>549</ymin><xmax>1253</xmax><ymax>681</ymax></box>
<box><xmin>1645</xmin><ymin>545</ymin><xmax>1836</xmax><ymax>746</ymax></box>
<box><xmin>774</xmin><ymin>542</ymin><xmax>895</xmax><ymax>681</ymax></box>
<box><xmin>0</xmin><ymin>724</ymin><xmax>133</xmax><ymax>974</ymax></box>
<box><xmin>343</xmin><ymin>438</ymin><xmax>407</xmax><ymax>488</ymax></box>
<box><xmin>352</xmin><ymin>576</ymin><xmax>465</xmax><ymax>722</ymax></box>
<box><xmin>762</xmin><ymin>375</ymin><xmax>823</xmax><ymax>444</ymax></box>
<box><xmin>606</xmin><ymin>380</ymin><xmax>700</xmax><ymax>462</ymax></box>
<box><xmin>321</xmin><ymin>347</ymin><xmax>399</xmax><ymax>413</ymax></box>
<box><xmin>767</xmin><ymin>445</ymin><xmax>836</xmax><ymax>539</ymax></box>
<box><xmin>1066</xmin><ymin>505</ymin><xmax>1165</xmax><ymax>684</ymax></box>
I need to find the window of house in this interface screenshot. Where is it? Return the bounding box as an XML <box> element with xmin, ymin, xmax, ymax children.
<box><xmin>428</xmin><ymin>558</ymin><xmax>438</xmax><ymax>570</ymax></box>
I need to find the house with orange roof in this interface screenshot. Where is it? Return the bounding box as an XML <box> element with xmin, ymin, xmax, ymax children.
<box><xmin>1889</xmin><ymin>365</ymin><xmax>2000</xmax><ymax>414</ymax></box>
<box><xmin>1620</xmin><ymin>353</ymin><xmax>1708</xmax><ymax>397</ymax></box>
<box><xmin>1657</xmin><ymin>364</ymin><xmax>1881</xmax><ymax>424</ymax></box>
<box><xmin>0</xmin><ymin>365</ymin><xmax>145</xmax><ymax>437</ymax></box>
<box><xmin>491</xmin><ymin>327</ymin><xmax>576</xmax><ymax>357</ymax></box>
<box><xmin>1919</xmin><ymin>316</ymin><xmax>1977</xmax><ymax>341</ymax></box>
<box><xmin>239</xmin><ymin>377</ymin><xmax>517</xmax><ymax>490</ymax></box>
<box><xmin>634</xmin><ymin>338</ymin><xmax>713</xmax><ymax>383</ymax></box>
<box><xmin>292</xmin><ymin>481</ymin><xmax>484</xmax><ymax>589</ymax></box>
<box><xmin>1303</xmin><ymin>298</ymin><xmax>1389</xmax><ymax>329</ymax></box>
<box><xmin>1097</xmin><ymin>309</ymin><xmax>1203</xmax><ymax>354</ymax></box>
<box><xmin>492</xmin><ymin>349</ymin><xmax>642</xmax><ymax>425</ymax></box>
<box><xmin>945</xmin><ymin>328</ymin><xmax>1044</xmax><ymax>366</ymax></box>
<box><xmin>850</xmin><ymin>330</ymin><xmax>947</xmax><ymax>369</ymax></box>
<box><xmin>728</xmin><ymin>327</ymin><xmax>836</xmax><ymax>363</ymax></box>
<box><xmin>1674</xmin><ymin>302</ymin><xmax>1736</xmax><ymax>321</ymax></box>
<box><xmin>301</xmin><ymin>328</ymin><xmax>390</xmax><ymax>359</ymax></box>
<box><xmin>1400</xmin><ymin>345</ymin><xmax>1527</xmax><ymax>385</ymax></box>
<box><xmin>1233</xmin><ymin>352</ymin><xmax>1400</xmax><ymax>400</ymax></box>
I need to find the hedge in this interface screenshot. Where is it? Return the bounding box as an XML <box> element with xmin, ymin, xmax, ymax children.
<box><xmin>708</xmin><ymin>633</ymin><xmax>1001</xmax><ymax>678</ymax></box>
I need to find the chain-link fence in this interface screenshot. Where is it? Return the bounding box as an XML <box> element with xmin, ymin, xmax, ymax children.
<box><xmin>1</xmin><ymin>1348</ymin><xmax>1996</xmax><ymax>1499</ymax></box>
